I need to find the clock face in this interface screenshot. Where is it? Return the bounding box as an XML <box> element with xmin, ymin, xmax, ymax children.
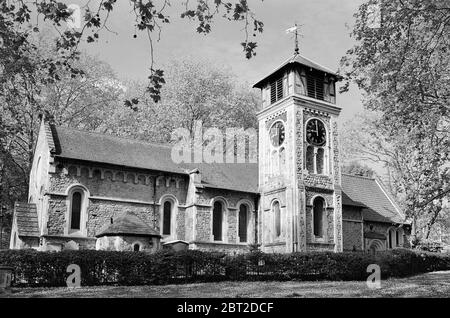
<box><xmin>306</xmin><ymin>119</ymin><xmax>326</xmax><ymax>146</ymax></box>
<box><xmin>269</xmin><ymin>121</ymin><xmax>285</xmax><ymax>147</ymax></box>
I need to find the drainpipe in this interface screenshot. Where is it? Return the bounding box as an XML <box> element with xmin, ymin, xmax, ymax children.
<box><xmin>292</xmin><ymin>208</ymin><xmax>297</xmax><ymax>253</ymax></box>
<box><xmin>153</xmin><ymin>175</ymin><xmax>158</xmax><ymax>229</ymax></box>
<box><xmin>254</xmin><ymin>195</ymin><xmax>259</xmax><ymax>247</ymax></box>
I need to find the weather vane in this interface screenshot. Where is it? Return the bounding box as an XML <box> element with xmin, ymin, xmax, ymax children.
<box><xmin>286</xmin><ymin>23</ymin><xmax>302</xmax><ymax>54</ymax></box>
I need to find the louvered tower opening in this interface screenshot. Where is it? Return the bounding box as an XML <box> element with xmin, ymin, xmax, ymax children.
<box><xmin>306</xmin><ymin>70</ymin><xmax>325</xmax><ymax>101</ymax></box>
<box><xmin>270</xmin><ymin>77</ymin><xmax>284</xmax><ymax>104</ymax></box>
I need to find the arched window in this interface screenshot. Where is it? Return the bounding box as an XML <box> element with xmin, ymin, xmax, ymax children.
<box><xmin>388</xmin><ymin>228</ymin><xmax>395</xmax><ymax>249</ymax></box>
<box><xmin>213</xmin><ymin>201</ymin><xmax>223</xmax><ymax>241</ymax></box>
<box><xmin>273</xmin><ymin>201</ymin><xmax>281</xmax><ymax>238</ymax></box>
<box><xmin>70</xmin><ymin>191</ymin><xmax>82</xmax><ymax>230</ymax></box>
<box><xmin>316</xmin><ymin>148</ymin><xmax>324</xmax><ymax>174</ymax></box>
<box><xmin>238</xmin><ymin>204</ymin><xmax>249</xmax><ymax>243</ymax></box>
<box><xmin>313</xmin><ymin>197</ymin><xmax>325</xmax><ymax>238</ymax></box>
<box><xmin>133</xmin><ymin>243</ymin><xmax>141</xmax><ymax>252</ymax></box>
<box><xmin>162</xmin><ymin>201</ymin><xmax>172</xmax><ymax>235</ymax></box>
<box><xmin>67</xmin><ymin>186</ymin><xmax>88</xmax><ymax>235</ymax></box>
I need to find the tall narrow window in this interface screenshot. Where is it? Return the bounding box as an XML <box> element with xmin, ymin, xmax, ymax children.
<box><xmin>316</xmin><ymin>148</ymin><xmax>324</xmax><ymax>174</ymax></box>
<box><xmin>270</xmin><ymin>77</ymin><xmax>284</xmax><ymax>104</ymax></box>
<box><xmin>70</xmin><ymin>192</ymin><xmax>82</xmax><ymax>230</ymax></box>
<box><xmin>238</xmin><ymin>204</ymin><xmax>248</xmax><ymax>243</ymax></box>
<box><xmin>313</xmin><ymin>197</ymin><xmax>324</xmax><ymax>237</ymax></box>
<box><xmin>163</xmin><ymin>201</ymin><xmax>172</xmax><ymax>235</ymax></box>
<box><xmin>273</xmin><ymin>201</ymin><xmax>281</xmax><ymax>238</ymax></box>
<box><xmin>306</xmin><ymin>71</ymin><xmax>324</xmax><ymax>100</ymax></box>
<box><xmin>213</xmin><ymin>201</ymin><xmax>223</xmax><ymax>241</ymax></box>
<box><xmin>279</xmin><ymin>147</ymin><xmax>286</xmax><ymax>176</ymax></box>
<box><xmin>306</xmin><ymin>146</ymin><xmax>314</xmax><ymax>173</ymax></box>
<box><xmin>388</xmin><ymin>229</ymin><xmax>393</xmax><ymax>249</ymax></box>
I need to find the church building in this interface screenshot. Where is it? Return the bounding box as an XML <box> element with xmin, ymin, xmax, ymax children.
<box><xmin>10</xmin><ymin>53</ymin><xmax>410</xmax><ymax>254</ymax></box>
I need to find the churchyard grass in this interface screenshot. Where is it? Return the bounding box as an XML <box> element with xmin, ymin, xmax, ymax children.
<box><xmin>4</xmin><ymin>270</ymin><xmax>450</xmax><ymax>298</ymax></box>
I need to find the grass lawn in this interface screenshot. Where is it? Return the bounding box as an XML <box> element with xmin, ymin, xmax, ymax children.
<box><xmin>3</xmin><ymin>270</ymin><xmax>450</xmax><ymax>298</ymax></box>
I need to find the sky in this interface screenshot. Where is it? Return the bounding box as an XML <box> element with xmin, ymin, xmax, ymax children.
<box><xmin>70</xmin><ymin>0</ymin><xmax>365</xmax><ymax>122</ymax></box>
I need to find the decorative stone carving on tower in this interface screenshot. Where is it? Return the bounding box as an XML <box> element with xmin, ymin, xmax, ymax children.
<box><xmin>254</xmin><ymin>50</ymin><xmax>343</xmax><ymax>253</ymax></box>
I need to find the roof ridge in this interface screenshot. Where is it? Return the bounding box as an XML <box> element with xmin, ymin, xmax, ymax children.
<box><xmin>341</xmin><ymin>173</ymin><xmax>376</xmax><ymax>180</ymax></box>
<box><xmin>55</xmin><ymin>125</ymin><xmax>174</xmax><ymax>150</ymax></box>
<box><xmin>297</xmin><ymin>54</ymin><xmax>338</xmax><ymax>74</ymax></box>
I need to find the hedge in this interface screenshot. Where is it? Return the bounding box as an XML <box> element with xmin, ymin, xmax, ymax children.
<box><xmin>0</xmin><ymin>248</ymin><xmax>449</xmax><ymax>287</ymax></box>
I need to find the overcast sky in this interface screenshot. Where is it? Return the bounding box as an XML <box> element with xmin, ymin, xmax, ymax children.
<box><xmin>74</xmin><ymin>0</ymin><xmax>365</xmax><ymax>121</ymax></box>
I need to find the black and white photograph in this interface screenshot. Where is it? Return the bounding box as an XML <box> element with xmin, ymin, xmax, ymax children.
<box><xmin>0</xmin><ymin>0</ymin><xmax>449</xmax><ymax>305</ymax></box>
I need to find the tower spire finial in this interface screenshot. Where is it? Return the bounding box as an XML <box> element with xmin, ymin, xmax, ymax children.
<box><xmin>286</xmin><ymin>23</ymin><xmax>302</xmax><ymax>55</ymax></box>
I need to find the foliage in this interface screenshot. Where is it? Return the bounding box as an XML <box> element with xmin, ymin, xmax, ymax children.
<box><xmin>342</xmin><ymin>160</ymin><xmax>375</xmax><ymax>178</ymax></box>
<box><xmin>340</xmin><ymin>0</ymin><xmax>450</xmax><ymax>238</ymax></box>
<box><xmin>0</xmin><ymin>0</ymin><xmax>264</xmax><ymax>104</ymax></box>
<box><xmin>104</xmin><ymin>57</ymin><xmax>260</xmax><ymax>143</ymax></box>
<box><xmin>1</xmin><ymin>248</ymin><xmax>450</xmax><ymax>287</ymax></box>
<box><xmin>0</xmin><ymin>31</ymin><xmax>124</xmax><ymax>211</ymax></box>
<box><xmin>412</xmin><ymin>238</ymin><xmax>444</xmax><ymax>253</ymax></box>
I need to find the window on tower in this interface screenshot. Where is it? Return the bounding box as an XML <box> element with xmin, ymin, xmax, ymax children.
<box><xmin>273</xmin><ymin>201</ymin><xmax>281</xmax><ymax>238</ymax></box>
<box><xmin>313</xmin><ymin>197</ymin><xmax>325</xmax><ymax>238</ymax></box>
<box><xmin>305</xmin><ymin>118</ymin><xmax>328</xmax><ymax>175</ymax></box>
<box><xmin>306</xmin><ymin>70</ymin><xmax>324</xmax><ymax>101</ymax></box>
<box><xmin>270</xmin><ymin>77</ymin><xmax>284</xmax><ymax>104</ymax></box>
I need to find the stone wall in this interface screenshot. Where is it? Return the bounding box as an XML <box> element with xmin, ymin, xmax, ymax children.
<box><xmin>42</xmin><ymin>158</ymin><xmax>190</xmax><ymax>249</ymax></box>
<box><xmin>193</xmin><ymin>188</ymin><xmax>257</xmax><ymax>245</ymax></box>
<box><xmin>49</xmin><ymin>160</ymin><xmax>188</xmax><ymax>203</ymax></box>
<box><xmin>342</xmin><ymin>206</ymin><xmax>363</xmax><ymax>251</ymax></box>
<box><xmin>305</xmin><ymin>190</ymin><xmax>335</xmax><ymax>245</ymax></box>
<box><xmin>96</xmin><ymin>235</ymin><xmax>160</xmax><ymax>252</ymax></box>
<box><xmin>190</xmin><ymin>241</ymin><xmax>250</xmax><ymax>254</ymax></box>
<box><xmin>343</xmin><ymin>221</ymin><xmax>363</xmax><ymax>251</ymax></box>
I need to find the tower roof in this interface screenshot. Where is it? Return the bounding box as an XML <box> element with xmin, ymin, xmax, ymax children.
<box><xmin>253</xmin><ymin>53</ymin><xmax>343</xmax><ymax>89</ymax></box>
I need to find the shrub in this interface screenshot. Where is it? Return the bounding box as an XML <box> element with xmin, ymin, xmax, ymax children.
<box><xmin>0</xmin><ymin>248</ymin><xmax>449</xmax><ymax>287</ymax></box>
<box><xmin>413</xmin><ymin>239</ymin><xmax>444</xmax><ymax>253</ymax></box>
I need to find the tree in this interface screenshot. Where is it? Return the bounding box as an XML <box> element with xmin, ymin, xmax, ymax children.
<box><xmin>105</xmin><ymin>57</ymin><xmax>260</xmax><ymax>144</ymax></box>
<box><xmin>340</xmin><ymin>110</ymin><xmax>449</xmax><ymax>240</ymax></box>
<box><xmin>1</xmin><ymin>0</ymin><xmax>264</xmax><ymax>104</ymax></box>
<box><xmin>340</xmin><ymin>0</ymin><xmax>450</xmax><ymax>239</ymax></box>
<box><xmin>342</xmin><ymin>161</ymin><xmax>375</xmax><ymax>178</ymax></box>
<box><xmin>0</xmin><ymin>31</ymin><xmax>124</xmax><ymax>211</ymax></box>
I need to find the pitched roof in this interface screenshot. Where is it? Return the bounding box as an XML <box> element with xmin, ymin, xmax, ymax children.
<box><xmin>49</xmin><ymin>125</ymin><xmax>404</xmax><ymax>224</ymax></box>
<box><xmin>53</xmin><ymin>125</ymin><xmax>184</xmax><ymax>175</ymax></box>
<box><xmin>14</xmin><ymin>202</ymin><xmax>39</xmax><ymax>237</ymax></box>
<box><xmin>52</xmin><ymin>125</ymin><xmax>259</xmax><ymax>194</ymax></box>
<box><xmin>96</xmin><ymin>211</ymin><xmax>160</xmax><ymax>237</ymax></box>
<box><xmin>253</xmin><ymin>53</ymin><xmax>343</xmax><ymax>88</ymax></box>
<box><xmin>341</xmin><ymin>174</ymin><xmax>405</xmax><ymax>224</ymax></box>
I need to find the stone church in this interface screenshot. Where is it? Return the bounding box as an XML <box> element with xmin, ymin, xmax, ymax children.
<box><xmin>10</xmin><ymin>53</ymin><xmax>410</xmax><ymax>254</ymax></box>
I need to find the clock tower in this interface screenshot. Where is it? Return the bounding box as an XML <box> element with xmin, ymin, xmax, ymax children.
<box><xmin>254</xmin><ymin>53</ymin><xmax>343</xmax><ymax>253</ymax></box>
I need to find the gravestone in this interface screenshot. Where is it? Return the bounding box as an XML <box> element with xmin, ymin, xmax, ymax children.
<box><xmin>0</xmin><ymin>266</ymin><xmax>14</xmax><ymax>294</ymax></box>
